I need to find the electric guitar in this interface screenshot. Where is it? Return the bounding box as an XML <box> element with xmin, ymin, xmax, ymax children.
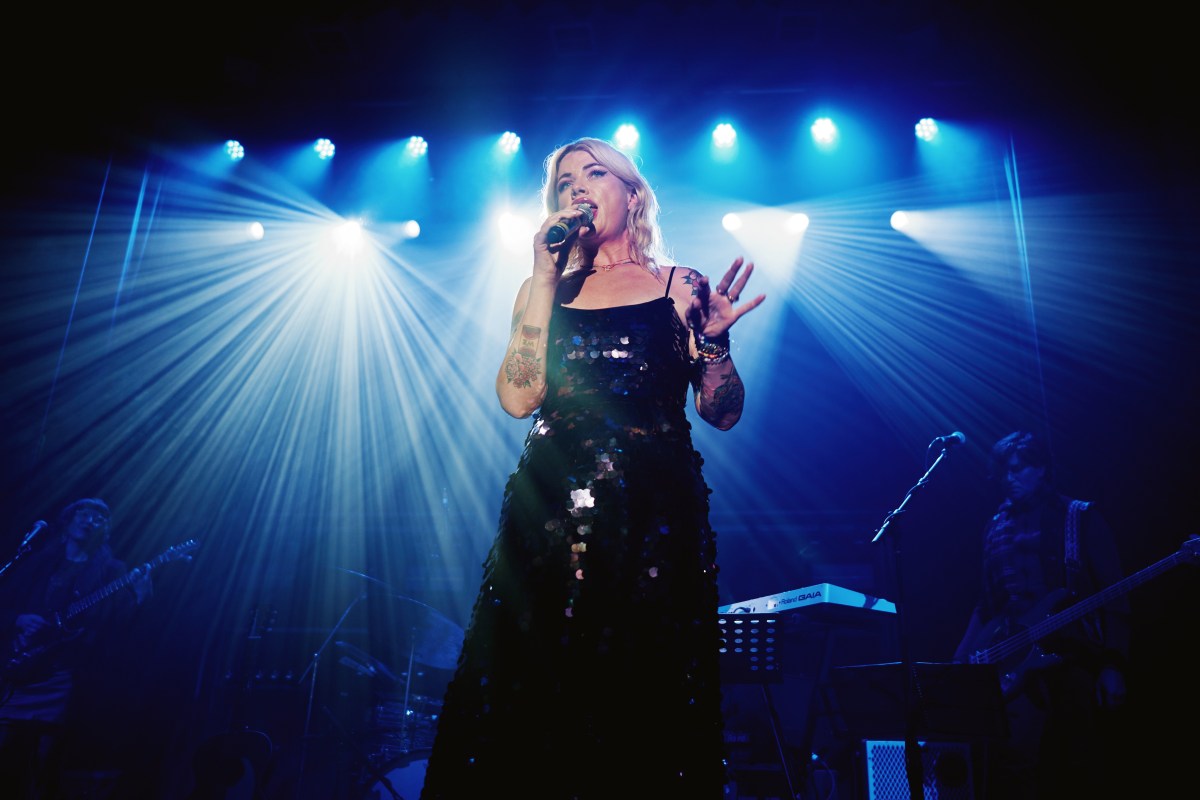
<box><xmin>964</xmin><ymin>535</ymin><xmax>1199</xmax><ymax>698</ymax></box>
<box><xmin>2</xmin><ymin>538</ymin><xmax>199</xmax><ymax>684</ymax></box>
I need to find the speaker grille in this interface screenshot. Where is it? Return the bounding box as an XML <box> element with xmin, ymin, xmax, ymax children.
<box><xmin>863</xmin><ymin>740</ymin><xmax>974</xmax><ymax>800</ymax></box>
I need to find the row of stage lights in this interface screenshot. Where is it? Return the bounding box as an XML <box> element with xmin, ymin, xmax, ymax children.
<box><xmin>224</xmin><ymin>117</ymin><xmax>944</xmax><ymax>163</ymax></box>
<box><xmin>223</xmin><ymin>115</ymin><xmax>948</xmax><ymax>251</ymax></box>
<box><xmin>239</xmin><ymin>203</ymin><xmax>932</xmax><ymax>250</ymax></box>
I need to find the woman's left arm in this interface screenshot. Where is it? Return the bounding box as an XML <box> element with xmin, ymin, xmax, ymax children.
<box><xmin>681</xmin><ymin>257</ymin><xmax>766</xmax><ymax>430</ymax></box>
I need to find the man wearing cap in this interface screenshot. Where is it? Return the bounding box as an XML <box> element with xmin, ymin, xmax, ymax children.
<box><xmin>0</xmin><ymin>497</ymin><xmax>152</xmax><ymax>796</ymax></box>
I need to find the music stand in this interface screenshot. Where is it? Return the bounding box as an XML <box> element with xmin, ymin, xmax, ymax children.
<box><xmin>718</xmin><ymin>613</ymin><xmax>798</xmax><ymax>798</ymax></box>
<box><xmin>718</xmin><ymin>613</ymin><xmax>783</xmax><ymax>684</ymax></box>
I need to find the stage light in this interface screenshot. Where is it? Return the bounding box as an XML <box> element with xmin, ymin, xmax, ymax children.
<box><xmin>722</xmin><ymin>212</ymin><xmax>743</xmax><ymax>232</ymax></box>
<box><xmin>247</xmin><ymin>222</ymin><xmax>265</xmax><ymax>241</ymax></box>
<box><xmin>402</xmin><ymin>220</ymin><xmax>421</xmax><ymax>239</ymax></box>
<box><xmin>314</xmin><ymin>138</ymin><xmax>336</xmax><ymax>160</ymax></box>
<box><xmin>407</xmin><ymin>136</ymin><xmax>428</xmax><ymax>157</ymax></box>
<box><xmin>225</xmin><ymin>140</ymin><xmax>245</xmax><ymax>161</ymax></box>
<box><xmin>498</xmin><ymin>132</ymin><xmax>521</xmax><ymax>155</ymax></box>
<box><xmin>915</xmin><ymin>118</ymin><xmax>939</xmax><ymax>143</ymax></box>
<box><xmin>497</xmin><ymin>210</ymin><xmax>535</xmax><ymax>255</ymax></box>
<box><xmin>811</xmin><ymin>118</ymin><xmax>837</xmax><ymax>146</ymax></box>
<box><xmin>614</xmin><ymin>124</ymin><xmax>640</xmax><ymax>150</ymax></box>
<box><xmin>787</xmin><ymin>213</ymin><xmax>809</xmax><ymax>234</ymax></box>
<box><xmin>332</xmin><ymin>219</ymin><xmax>366</xmax><ymax>256</ymax></box>
<box><xmin>713</xmin><ymin>123</ymin><xmax>737</xmax><ymax>149</ymax></box>
<box><xmin>890</xmin><ymin>211</ymin><xmax>910</xmax><ymax>231</ymax></box>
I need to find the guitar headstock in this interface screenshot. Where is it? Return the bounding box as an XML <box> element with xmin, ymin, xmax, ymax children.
<box><xmin>164</xmin><ymin>539</ymin><xmax>201</xmax><ymax>563</ymax></box>
<box><xmin>1182</xmin><ymin>535</ymin><xmax>1200</xmax><ymax>564</ymax></box>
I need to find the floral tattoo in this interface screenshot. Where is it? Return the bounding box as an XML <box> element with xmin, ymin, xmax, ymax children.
<box><xmin>505</xmin><ymin>324</ymin><xmax>543</xmax><ymax>388</ymax></box>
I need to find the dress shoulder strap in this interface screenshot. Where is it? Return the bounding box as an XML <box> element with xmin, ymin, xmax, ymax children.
<box><xmin>664</xmin><ymin>265</ymin><xmax>677</xmax><ymax>296</ymax></box>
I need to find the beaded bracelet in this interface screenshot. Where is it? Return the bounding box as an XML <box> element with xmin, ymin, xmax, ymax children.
<box><xmin>695</xmin><ymin>331</ymin><xmax>731</xmax><ymax>365</ymax></box>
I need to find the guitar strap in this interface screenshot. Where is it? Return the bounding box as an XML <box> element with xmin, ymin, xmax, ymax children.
<box><xmin>1064</xmin><ymin>499</ymin><xmax>1090</xmax><ymax>594</ymax></box>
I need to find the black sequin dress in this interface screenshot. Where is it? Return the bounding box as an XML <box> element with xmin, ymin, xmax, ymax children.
<box><xmin>420</xmin><ymin>269</ymin><xmax>728</xmax><ymax>799</ymax></box>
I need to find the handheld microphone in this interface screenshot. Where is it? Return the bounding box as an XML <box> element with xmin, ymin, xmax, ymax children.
<box><xmin>546</xmin><ymin>203</ymin><xmax>594</xmax><ymax>245</ymax></box>
<box><xmin>21</xmin><ymin>520</ymin><xmax>48</xmax><ymax>547</ymax></box>
<box><xmin>931</xmin><ymin>431</ymin><xmax>967</xmax><ymax>449</ymax></box>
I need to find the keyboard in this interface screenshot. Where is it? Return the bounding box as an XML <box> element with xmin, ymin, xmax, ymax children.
<box><xmin>718</xmin><ymin>582</ymin><xmax>896</xmax><ymax>618</ymax></box>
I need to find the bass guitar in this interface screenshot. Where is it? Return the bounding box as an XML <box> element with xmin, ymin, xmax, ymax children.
<box><xmin>964</xmin><ymin>535</ymin><xmax>1198</xmax><ymax>699</ymax></box>
<box><xmin>2</xmin><ymin>538</ymin><xmax>199</xmax><ymax>684</ymax></box>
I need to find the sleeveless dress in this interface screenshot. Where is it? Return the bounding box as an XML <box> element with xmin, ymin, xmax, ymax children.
<box><xmin>420</xmin><ymin>268</ymin><xmax>728</xmax><ymax>799</ymax></box>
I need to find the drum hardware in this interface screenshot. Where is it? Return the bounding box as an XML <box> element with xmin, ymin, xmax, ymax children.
<box><xmin>334</xmin><ymin>567</ymin><xmax>461</xmax><ymax>765</ymax></box>
<box><xmin>369</xmin><ymin>694</ymin><xmax>442</xmax><ymax>757</ymax></box>
<box><xmin>357</xmin><ymin>749</ymin><xmax>431</xmax><ymax>800</ymax></box>
<box><xmin>315</xmin><ymin>704</ymin><xmax>406</xmax><ymax>800</ymax></box>
<box><xmin>298</xmin><ymin>567</ymin><xmax>461</xmax><ymax>799</ymax></box>
<box><xmin>336</xmin><ymin>640</ymin><xmax>402</xmax><ymax>684</ymax></box>
<box><xmin>295</xmin><ymin>588</ymin><xmax>370</xmax><ymax>799</ymax></box>
<box><xmin>333</xmin><ymin>568</ymin><xmax>463</xmax><ymax>671</ymax></box>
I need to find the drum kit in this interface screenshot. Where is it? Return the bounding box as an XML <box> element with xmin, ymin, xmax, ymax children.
<box><xmin>291</xmin><ymin>568</ymin><xmax>464</xmax><ymax>800</ymax></box>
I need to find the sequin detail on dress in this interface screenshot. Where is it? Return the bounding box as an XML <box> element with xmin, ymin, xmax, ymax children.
<box><xmin>421</xmin><ymin>290</ymin><xmax>728</xmax><ymax>799</ymax></box>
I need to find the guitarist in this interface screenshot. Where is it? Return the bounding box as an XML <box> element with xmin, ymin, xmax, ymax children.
<box><xmin>952</xmin><ymin>432</ymin><xmax>1130</xmax><ymax>799</ymax></box>
<box><xmin>0</xmin><ymin>497</ymin><xmax>152</xmax><ymax>797</ymax></box>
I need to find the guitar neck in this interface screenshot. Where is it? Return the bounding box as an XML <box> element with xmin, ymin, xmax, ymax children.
<box><xmin>62</xmin><ymin>553</ymin><xmax>166</xmax><ymax>623</ymax></box>
<box><xmin>982</xmin><ymin>549</ymin><xmax>1186</xmax><ymax>663</ymax></box>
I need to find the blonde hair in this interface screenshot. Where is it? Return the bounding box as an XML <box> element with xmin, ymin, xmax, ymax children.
<box><xmin>541</xmin><ymin>137</ymin><xmax>670</xmax><ymax>274</ymax></box>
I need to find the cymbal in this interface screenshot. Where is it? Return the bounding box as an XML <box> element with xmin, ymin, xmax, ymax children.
<box><xmin>403</xmin><ymin>601</ymin><xmax>463</xmax><ymax>670</ymax></box>
<box><xmin>334</xmin><ymin>566</ymin><xmax>463</xmax><ymax>670</ymax></box>
<box><xmin>336</xmin><ymin>567</ymin><xmax>394</xmax><ymax>592</ymax></box>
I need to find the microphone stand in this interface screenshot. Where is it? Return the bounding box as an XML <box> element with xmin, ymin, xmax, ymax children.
<box><xmin>294</xmin><ymin>590</ymin><xmax>367</xmax><ymax>800</ymax></box>
<box><xmin>871</xmin><ymin>443</ymin><xmax>954</xmax><ymax>800</ymax></box>
<box><xmin>0</xmin><ymin>523</ymin><xmax>48</xmax><ymax>580</ymax></box>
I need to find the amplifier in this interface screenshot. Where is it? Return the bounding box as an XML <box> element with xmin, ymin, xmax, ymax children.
<box><xmin>863</xmin><ymin>740</ymin><xmax>974</xmax><ymax>800</ymax></box>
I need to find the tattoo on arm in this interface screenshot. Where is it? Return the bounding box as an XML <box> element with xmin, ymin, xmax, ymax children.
<box><xmin>517</xmin><ymin>325</ymin><xmax>540</xmax><ymax>358</ymax></box>
<box><xmin>504</xmin><ymin>325</ymin><xmax>543</xmax><ymax>389</ymax></box>
<box><xmin>682</xmin><ymin>269</ymin><xmax>703</xmax><ymax>296</ymax></box>
<box><xmin>707</xmin><ymin>368</ymin><xmax>745</xmax><ymax>418</ymax></box>
<box><xmin>504</xmin><ymin>354</ymin><xmax>541</xmax><ymax>388</ymax></box>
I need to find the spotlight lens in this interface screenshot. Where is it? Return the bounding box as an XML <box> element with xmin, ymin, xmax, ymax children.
<box><xmin>787</xmin><ymin>213</ymin><xmax>809</xmax><ymax>233</ymax></box>
<box><xmin>499</xmin><ymin>132</ymin><xmax>521</xmax><ymax>155</ymax></box>
<box><xmin>811</xmin><ymin>118</ymin><xmax>836</xmax><ymax>145</ymax></box>
<box><xmin>713</xmin><ymin>123</ymin><xmax>737</xmax><ymax>148</ymax></box>
<box><xmin>314</xmin><ymin>138</ymin><xmax>336</xmax><ymax>159</ymax></box>
<box><xmin>614</xmin><ymin>124</ymin><xmax>640</xmax><ymax>150</ymax></box>
<box><xmin>407</xmin><ymin>136</ymin><xmax>428</xmax><ymax>156</ymax></box>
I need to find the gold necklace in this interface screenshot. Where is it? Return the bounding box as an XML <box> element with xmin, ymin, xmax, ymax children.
<box><xmin>594</xmin><ymin>258</ymin><xmax>636</xmax><ymax>272</ymax></box>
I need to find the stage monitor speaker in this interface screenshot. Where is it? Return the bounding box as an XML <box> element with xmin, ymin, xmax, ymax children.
<box><xmin>863</xmin><ymin>740</ymin><xmax>973</xmax><ymax>800</ymax></box>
